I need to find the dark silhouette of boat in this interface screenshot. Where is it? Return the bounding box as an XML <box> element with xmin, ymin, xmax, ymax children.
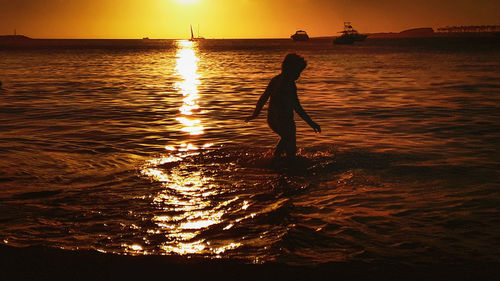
<box><xmin>333</xmin><ymin>22</ymin><xmax>367</xmax><ymax>45</ymax></box>
<box><xmin>189</xmin><ymin>25</ymin><xmax>205</xmax><ymax>41</ymax></box>
<box><xmin>291</xmin><ymin>30</ymin><xmax>309</xmax><ymax>41</ymax></box>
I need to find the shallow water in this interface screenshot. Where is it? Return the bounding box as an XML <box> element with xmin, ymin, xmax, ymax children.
<box><xmin>0</xmin><ymin>39</ymin><xmax>499</xmax><ymax>265</ymax></box>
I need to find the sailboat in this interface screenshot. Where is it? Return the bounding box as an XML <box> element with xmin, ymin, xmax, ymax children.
<box><xmin>189</xmin><ymin>25</ymin><xmax>205</xmax><ymax>41</ymax></box>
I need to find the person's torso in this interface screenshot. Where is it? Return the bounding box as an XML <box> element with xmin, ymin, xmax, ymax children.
<box><xmin>268</xmin><ymin>75</ymin><xmax>296</xmax><ymax>122</ymax></box>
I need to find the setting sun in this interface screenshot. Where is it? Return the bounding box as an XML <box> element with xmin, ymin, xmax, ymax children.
<box><xmin>0</xmin><ymin>0</ymin><xmax>499</xmax><ymax>280</ymax></box>
<box><xmin>1</xmin><ymin>0</ymin><xmax>498</xmax><ymax>39</ymax></box>
<box><xmin>173</xmin><ymin>0</ymin><xmax>200</xmax><ymax>5</ymax></box>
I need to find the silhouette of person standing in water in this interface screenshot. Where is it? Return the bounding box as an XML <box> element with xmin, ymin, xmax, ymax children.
<box><xmin>246</xmin><ymin>53</ymin><xmax>321</xmax><ymax>160</ymax></box>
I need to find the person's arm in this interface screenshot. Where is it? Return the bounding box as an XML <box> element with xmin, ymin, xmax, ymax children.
<box><xmin>293</xmin><ymin>90</ymin><xmax>321</xmax><ymax>133</ymax></box>
<box><xmin>245</xmin><ymin>79</ymin><xmax>274</xmax><ymax>122</ymax></box>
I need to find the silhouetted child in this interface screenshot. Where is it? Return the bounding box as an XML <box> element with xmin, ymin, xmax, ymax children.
<box><xmin>245</xmin><ymin>53</ymin><xmax>321</xmax><ymax>159</ymax></box>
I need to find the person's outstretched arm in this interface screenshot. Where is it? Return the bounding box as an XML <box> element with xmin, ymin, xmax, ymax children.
<box><xmin>293</xmin><ymin>91</ymin><xmax>321</xmax><ymax>133</ymax></box>
<box><xmin>245</xmin><ymin>79</ymin><xmax>274</xmax><ymax>122</ymax></box>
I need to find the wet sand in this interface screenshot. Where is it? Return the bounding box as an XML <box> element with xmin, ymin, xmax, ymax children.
<box><xmin>0</xmin><ymin>244</ymin><xmax>498</xmax><ymax>281</ymax></box>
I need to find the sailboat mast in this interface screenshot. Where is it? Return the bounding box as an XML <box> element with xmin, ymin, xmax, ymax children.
<box><xmin>190</xmin><ymin>25</ymin><xmax>194</xmax><ymax>40</ymax></box>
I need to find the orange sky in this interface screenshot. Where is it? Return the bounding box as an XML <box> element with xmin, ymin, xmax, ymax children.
<box><xmin>0</xmin><ymin>0</ymin><xmax>498</xmax><ymax>39</ymax></box>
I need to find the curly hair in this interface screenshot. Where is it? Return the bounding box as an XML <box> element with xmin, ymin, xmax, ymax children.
<box><xmin>282</xmin><ymin>53</ymin><xmax>307</xmax><ymax>73</ymax></box>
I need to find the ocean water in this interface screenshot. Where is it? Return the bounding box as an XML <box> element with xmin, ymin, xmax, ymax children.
<box><xmin>0</xmin><ymin>38</ymin><xmax>499</xmax><ymax>265</ymax></box>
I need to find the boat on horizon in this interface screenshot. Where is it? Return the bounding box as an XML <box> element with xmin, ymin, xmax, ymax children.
<box><xmin>189</xmin><ymin>25</ymin><xmax>205</xmax><ymax>41</ymax></box>
<box><xmin>291</xmin><ymin>30</ymin><xmax>309</xmax><ymax>41</ymax></box>
<box><xmin>333</xmin><ymin>22</ymin><xmax>367</xmax><ymax>45</ymax></box>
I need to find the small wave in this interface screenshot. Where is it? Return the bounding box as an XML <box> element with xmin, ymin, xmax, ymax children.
<box><xmin>11</xmin><ymin>189</ymin><xmax>63</xmax><ymax>200</ymax></box>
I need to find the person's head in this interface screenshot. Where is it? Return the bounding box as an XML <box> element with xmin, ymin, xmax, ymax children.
<box><xmin>282</xmin><ymin>53</ymin><xmax>307</xmax><ymax>80</ymax></box>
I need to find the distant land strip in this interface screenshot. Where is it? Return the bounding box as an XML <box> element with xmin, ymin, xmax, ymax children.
<box><xmin>2</xmin><ymin>25</ymin><xmax>500</xmax><ymax>40</ymax></box>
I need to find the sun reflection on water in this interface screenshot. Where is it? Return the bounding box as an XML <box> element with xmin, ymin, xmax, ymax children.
<box><xmin>141</xmin><ymin>163</ymin><xmax>242</xmax><ymax>256</ymax></box>
<box><xmin>174</xmin><ymin>40</ymin><xmax>204</xmax><ymax>136</ymax></box>
<box><xmin>136</xmin><ymin>40</ymin><xmax>241</xmax><ymax>257</ymax></box>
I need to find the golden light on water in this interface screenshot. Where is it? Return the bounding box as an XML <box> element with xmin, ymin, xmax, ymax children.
<box><xmin>175</xmin><ymin>40</ymin><xmax>204</xmax><ymax>136</ymax></box>
<box><xmin>145</xmin><ymin>166</ymin><xmax>239</xmax><ymax>256</ymax></box>
<box><xmin>178</xmin><ymin>142</ymin><xmax>199</xmax><ymax>152</ymax></box>
<box><xmin>135</xmin><ymin>40</ymin><xmax>241</xmax><ymax>256</ymax></box>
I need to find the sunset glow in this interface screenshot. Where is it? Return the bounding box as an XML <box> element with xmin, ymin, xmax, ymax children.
<box><xmin>0</xmin><ymin>0</ymin><xmax>498</xmax><ymax>38</ymax></box>
<box><xmin>173</xmin><ymin>0</ymin><xmax>201</xmax><ymax>5</ymax></box>
<box><xmin>1</xmin><ymin>0</ymin><xmax>499</xmax><ymax>277</ymax></box>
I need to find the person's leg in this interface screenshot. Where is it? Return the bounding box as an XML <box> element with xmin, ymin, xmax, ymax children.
<box><xmin>284</xmin><ymin>124</ymin><xmax>297</xmax><ymax>159</ymax></box>
<box><xmin>269</xmin><ymin>118</ymin><xmax>286</xmax><ymax>158</ymax></box>
<box><xmin>274</xmin><ymin>137</ymin><xmax>286</xmax><ymax>158</ymax></box>
<box><xmin>284</xmin><ymin>134</ymin><xmax>297</xmax><ymax>159</ymax></box>
<box><xmin>269</xmin><ymin>119</ymin><xmax>295</xmax><ymax>159</ymax></box>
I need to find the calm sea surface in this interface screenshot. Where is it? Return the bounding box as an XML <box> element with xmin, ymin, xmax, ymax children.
<box><xmin>0</xmin><ymin>39</ymin><xmax>499</xmax><ymax>265</ymax></box>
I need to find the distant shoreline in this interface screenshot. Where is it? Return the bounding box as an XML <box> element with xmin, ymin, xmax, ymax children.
<box><xmin>1</xmin><ymin>28</ymin><xmax>500</xmax><ymax>41</ymax></box>
<box><xmin>1</xmin><ymin>33</ymin><xmax>499</xmax><ymax>40</ymax></box>
<box><xmin>0</xmin><ymin>35</ymin><xmax>498</xmax><ymax>51</ymax></box>
<box><xmin>0</xmin><ymin>35</ymin><xmax>32</xmax><ymax>40</ymax></box>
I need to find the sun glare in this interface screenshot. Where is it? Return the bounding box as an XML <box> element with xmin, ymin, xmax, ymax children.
<box><xmin>173</xmin><ymin>0</ymin><xmax>200</xmax><ymax>4</ymax></box>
